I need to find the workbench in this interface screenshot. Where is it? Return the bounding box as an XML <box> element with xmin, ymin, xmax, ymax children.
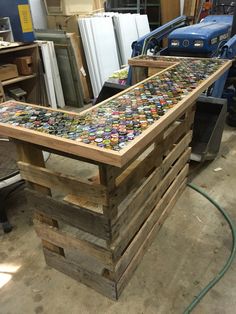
<box><xmin>0</xmin><ymin>56</ymin><xmax>231</xmax><ymax>299</ymax></box>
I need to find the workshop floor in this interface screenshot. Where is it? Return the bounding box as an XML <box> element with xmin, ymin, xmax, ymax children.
<box><xmin>1</xmin><ymin>125</ymin><xmax>236</xmax><ymax>314</ymax></box>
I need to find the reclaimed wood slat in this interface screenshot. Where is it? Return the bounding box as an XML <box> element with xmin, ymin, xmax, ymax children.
<box><xmin>27</xmin><ymin>189</ymin><xmax>111</xmax><ymax>240</ymax></box>
<box><xmin>34</xmin><ymin>221</ymin><xmax>113</xmax><ymax>270</ymax></box>
<box><xmin>15</xmin><ymin>140</ymin><xmax>64</xmax><ymax>256</ymax></box>
<box><xmin>162</xmin><ymin>131</ymin><xmax>192</xmax><ymax>174</ymax></box>
<box><xmin>18</xmin><ymin>161</ymin><xmax>108</xmax><ymax>206</ymax></box>
<box><xmin>43</xmin><ymin>248</ymin><xmax>118</xmax><ymax>300</ymax></box>
<box><xmin>113</xmin><ymin>141</ymin><xmax>163</xmax><ymax>208</ymax></box>
<box><xmin>111</xmin><ymin>161</ymin><xmax>190</xmax><ymax>259</ymax></box>
<box><xmin>116</xmin><ymin>178</ymin><xmax>187</xmax><ymax>295</ymax></box>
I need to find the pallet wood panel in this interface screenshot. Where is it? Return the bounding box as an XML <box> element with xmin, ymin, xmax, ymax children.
<box><xmin>18</xmin><ymin>161</ymin><xmax>108</xmax><ymax>206</ymax></box>
<box><xmin>111</xmin><ymin>162</ymin><xmax>189</xmax><ymax>260</ymax></box>
<box><xmin>43</xmin><ymin>177</ymin><xmax>187</xmax><ymax>301</ymax></box>
<box><xmin>34</xmin><ymin>221</ymin><xmax>113</xmax><ymax>269</ymax></box>
<box><xmin>116</xmin><ymin>179</ymin><xmax>186</xmax><ymax>296</ymax></box>
<box><xmin>162</xmin><ymin>131</ymin><xmax>192</xmax><ymax>174</ymax></box>
<box><xmin>27</xmin><ymin>189</ymin><xmax>110</xmax><ymax>240</ymax></box>
<box><xmin>43</xmin><ymin>248</ymin><xmax>118</xmax><ymax>300</ymax></box>
<box><xmin>113</xmin><ymin>142</ymin><xmax>163</xmax><ymax>208</ymax></box>
<box><xmin>114</xmin><ymin>140</ymin><xmax>190</xmax><ymax>230</ymax></box>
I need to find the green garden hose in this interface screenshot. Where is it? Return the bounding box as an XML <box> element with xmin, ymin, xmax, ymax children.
<box><xmin>183</xmin><ymin>183</ymin><xmax>236</xmax><ymax>314</ymax></box>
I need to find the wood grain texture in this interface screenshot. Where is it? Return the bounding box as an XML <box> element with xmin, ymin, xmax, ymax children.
<box><xmin>161</xmin><ymin>0</ymin><xmax>180</xmax><ymax>24</ymax></box>
<box><xmin>34</xmin><ymin>221</ymin><xmax>113</xmax><ymax>269</ymax></box>
<box><xmin>18</xmin><ymin>161</ymin><xmax>108</xmax><ymax>206</ymax></box>
<box><xmin>111</xmin><ymin>161</ymin><xmax>190</xmax><ymax>259</ymax></box>
<box><xmin>15</xmin><ymin>140</ymin><xmax>64</xmax><ymax>255</ymax></box>
<box><xmin>27</xmin><ymin>189</ymin><xmax>111</xmax><ymax>240</ymax></box>
<box><xmin>64</xmin><ymin>194</ymin><xmax>103</xmax><ymax>214</ymax></box>
<box><xmin>67</xmin><ymin>33</ymin><xmax>92</xmax><ymax>102</ymax></box>
<box><xmin>184</xmin><ymin>0</ymin><xmax>197</xmax><ymax>17</ymax></box>
<box><xmin>43</xmin><ymin>248</ymin><xmax>118</xmax><ymax>300</ymax></box>
<box><xmin>128</xmin><ymin>59</ymin><xmax>177</xmax><ymax>68</ymax></box>
<box><xmin>116</xmin><ymin>178</ymin><xmax>187</xmax><ymax>295</ymax></box>
<box><xmin>114</xmin><ymin>151</ymin><xmax>189</xmax><ymax>240</ymax></box>
<box><xmin>113</xmin><ymin>140</ymin><xmax>163</xmax><ymax>208</ymax></box>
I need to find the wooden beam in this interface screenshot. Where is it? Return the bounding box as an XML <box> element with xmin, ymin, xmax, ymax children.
<box><xmin>14</xmin><ymin>140</ymin><xmax>64</xmax><ymax>256</ymax></box>
<box><xmin>34</xmin><ymin>221</ymin><xmax>113</xmax><ymax>270</ymax></box>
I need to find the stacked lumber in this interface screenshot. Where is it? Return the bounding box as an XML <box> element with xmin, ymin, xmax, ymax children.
<box><xmin>184</xmin><ymin>0</ymin><xmax>202</xmax><ymax>21</ymax></box>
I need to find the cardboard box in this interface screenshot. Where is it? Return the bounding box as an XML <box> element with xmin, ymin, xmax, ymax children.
<box><xmin>15</xmin><ymin>56</ymin><xmax>33</xmax><ymax>76</ymax></box>
<box><xmin>0</xmin><ymin>64</ymin><xmax>18</xmax><ymax>81</ymax></box>
<box><xmin>47</xmin><ymin>15</ymin><xmax>79</xmax><ymax>34</ymax></box>
<box><xmin>44</xmin><ymin>0</ymin><xmax>96</xmax><ymax>15</ymax></box>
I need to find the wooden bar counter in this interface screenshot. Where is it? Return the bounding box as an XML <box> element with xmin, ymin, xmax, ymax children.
<box><xmin>0</xmin><ymin>56</ymin><xmax>231</xmax><ymax>299</ymax></box>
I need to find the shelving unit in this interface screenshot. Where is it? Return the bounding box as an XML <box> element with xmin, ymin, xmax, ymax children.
<box><xmin>0</xmin><ymin>17</ymin><xmax>14</xmax><ymax>42</ymax></box>
<box><xmin>106</xmin><ymin>0</ymin><xmax>161</xmax><ymax>30</ymax></box>
<box><xmin>2</xmin><ymin>74</ymin><xmax>37</xmax><ymax>87</ymax></box>
<box><xmin>0</xmin><ymin>43</ymin><xmax>40</xmax><ymax>104</ymax></box>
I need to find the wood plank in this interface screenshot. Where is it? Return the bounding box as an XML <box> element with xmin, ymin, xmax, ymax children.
<box><xmin>112</xmin><ymin>166</ymin><xmax>162</xmax><ymax>237</ymax></box>
<box><xmin>112</xmin><ymin>145</ymin><xmax>191</xmax><ymax>237</ymax></box>
<box><xmin>64</xmin><ymin>194</ymin><xmax>103</xmax><ymax>214</ymax></box>
<box><xmin>27</xmin><ymin>189</ymin><xmax>111</xmax><ymax>240</ymax></box>
<box><xmin>34</xmin><ymin>221</ymin><xmax>113</xmax><ymax>270</ymax></box>
<box><xmin>18</xmin><ymin>161</ymin><xmax>108</xmax><ymax>206</ymax></box>
<box><xmin>119</xmin><ymin>59</ymin><xmax>230</xmax><ymax>167</ymax></box>
<box><xmin>0</xmin><ymin>43</ymin><xmax>39</xmax><ymax>55</ymax></box>
<box><xmin>43</xmin><ymin>248</ymin><xmax>118</xmax><ymax>300</ymax></box>
<box><xmin>113</xmin><ymin>139</ymin><xmax>163</xmax><ymax>208</ymax></box>
<box><xmin>15</xmin><ymin>140</ymin><xmax>64</xmax><ymax>256</ymax></box>
<box><xmin>161</xmin><ymin>0</ymin><xmax>180</xmax><ymax>24</ymax></box>
<box><xmin>148</xmin><ymin>67</ymin><xmax>162</xmax><ymax>77</ymax></box>
<box><xmin>99</xmin><ymin>164</ymin><xmax>118</xmax><ymax>219</ymax></box>
<box><xmin>163</xmin><ymin>106</ymin><xmax>195</xmax><ymax>151</ymax></box>
<box><xmin>184</xmin><ymin>0</ymin><xmax>197</xmax><ymax>17</ymax></box>
<box><xmin>128</xmin><ymin>59</ymin><xmax>177</xmax><ymax>68</ymax></box>
<box><xmin>67</xmin><ymin>33</ymin><xmax>92</xmax><ymax>102</ymax></box>
<box><xmin>116</xmin><ymin>179</ymin><xmax>186</xmax><ymax>295</ymax></box>
<box><xmin>131</xmin><ymin>66</ymin><xmax>147</xmax><ymax>85</ymax></box>
<box><xmin>130</xmin><ymin>62</ymin><xmax>177</xmax><ymax>85</ymax></box>
<box><xmin>2</xmin><ymin>74</ymin><xmax>37</xmax><ymax>86</ymax></box>
<box><xmin>111</xmin><ymin>161</ymin><xmax>190</xmax><ymax>259</ymax></box>
<box><xmin>162</xmin><ymin>131</ymin><xmax>192</xmax><ymax>174</ymax></box>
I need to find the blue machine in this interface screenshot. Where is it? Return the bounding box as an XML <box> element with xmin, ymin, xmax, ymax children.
<box><xmin>168</xmin><ymin>22</ymin><xmax>231</xmax><ymax>56</ymax></box>
<box><xmin>129</xmin><ymin>15</ymin><xmax>236</xmax><ymax>97</ymax></box>
<box><xmin>0</xmin><ymin>0</ymin><xmax>35</xmax><ymax>42</ymax></box>
<box><xmin>128</xmin><ymin>13</ymin><xmax>236</xmax><ymax>161</ymax></box>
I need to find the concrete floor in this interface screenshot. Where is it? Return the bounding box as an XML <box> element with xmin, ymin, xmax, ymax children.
<box><xmin>0</xmin><ymin>125</ymin><xmax>236</xmax><ymax>314</ymax></box>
